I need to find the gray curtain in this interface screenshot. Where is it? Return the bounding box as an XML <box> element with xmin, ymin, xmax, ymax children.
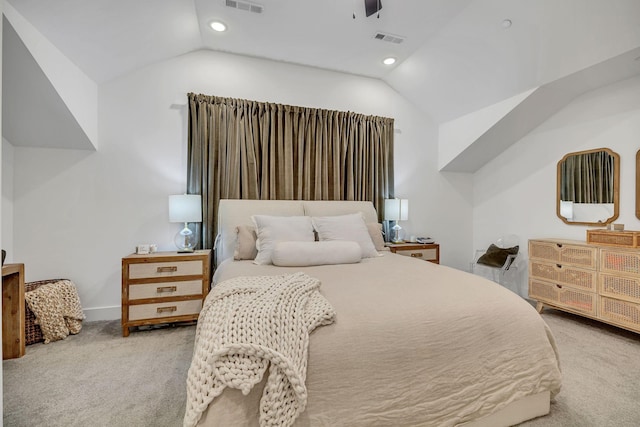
<box><xmin>561</xmin><ymin>151</ymin><xmax>614</xmax><ymax>203</ymax></box>
<box><xmin>186</xmin><ymin>93</ymin><xmax>394</xmax><ymax>249</ymax></box>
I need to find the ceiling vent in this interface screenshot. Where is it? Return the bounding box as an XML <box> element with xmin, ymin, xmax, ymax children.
<box><xmin>373</xmin><ymin>32</ymin><xmax>405</xmax><ymax>44</ymax></box>
<box><xmin>225</xmin><ymin>0</ymin><xmax>263</xmax><ymax>14</ymax></box>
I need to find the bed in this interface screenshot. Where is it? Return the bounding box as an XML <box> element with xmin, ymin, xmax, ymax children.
<box><xmin>185</xmin><ymin>200</ymin><xmax>562</xmax><ymax>427</ymax></box>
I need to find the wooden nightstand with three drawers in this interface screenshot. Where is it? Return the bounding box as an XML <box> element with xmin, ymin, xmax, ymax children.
<box><xmin>387</xmin><ymin>242</ymin><xmax>440</xmax><ymax>264</ymax></box>
<box><xmin>121</xmin><ymin>250</ymin><xmax>211</xmax><ymax>337</ymax></box>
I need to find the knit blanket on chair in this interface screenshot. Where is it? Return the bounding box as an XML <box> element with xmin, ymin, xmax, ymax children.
<box><xmin>183</xmin><ymin>272</ymin><xmax>336</xmax><ymax>427</ymax></box>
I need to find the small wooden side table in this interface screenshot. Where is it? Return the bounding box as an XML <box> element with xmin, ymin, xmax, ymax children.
<box><xmin>121</xmin><ymin>250</ymin><xmax>212</xmax><ymax>337</ymax></box>
<box><xmin>386</xmin><ymin>242</ymin><xmax>440</xmax><ymax>264</ymax></box>
<box><xmin>2</xmin><ymin>263</ymin><xmax>26</xmax><ymax>359</ymax></box>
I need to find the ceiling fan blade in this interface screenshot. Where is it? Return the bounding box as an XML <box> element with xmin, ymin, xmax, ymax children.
<box><xmin>364</xmin><ymin>0</ymin><xmax>382</xmax><ymax>17</ymax></box>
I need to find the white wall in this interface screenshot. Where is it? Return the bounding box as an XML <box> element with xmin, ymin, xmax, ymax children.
<box><xmin>9</xmin><ymin>49</ymin><xmax>472</xmax><ymax>320</ymax></box>
<box><xmin>1</xmin><ymin>0</ymin><xmax>4</xmax><ymax>415</ymax></box>
<box><xmin>2</xmin><ymin>139</ymin><xmax>14</xmax><ymax>261</ymax></box>
<box><xmin>473</xmin><ymin>75</ymin><xmax>640</xmax><ymax>297</ymax></box>
<box><xmin>4</xmin><ymin>2</ymin><xmax>98</xmax><ymax>148</ymax></box>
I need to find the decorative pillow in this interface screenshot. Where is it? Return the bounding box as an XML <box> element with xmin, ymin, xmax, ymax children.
<box><xmin>252</xmin><ymin>215</ymin><xmax>315</xmax><ymax>265</ymax></box>
<box><xmin>367</xmin><ymin>222</ymin><xmax>387</xmax><ymax>251</ymax></box>
<box><xmin>477</xmin><ymin>244</ymin><xmax>519</xmax><ymax>268</ymax></box>
<box><xmin>272</xmin><ymin>241</ymin><xmax>362</xmax><ymax>267</ymax></box>
<box><xmin>311</xmin><ymin>213</ymin><xmax>378</xmax><ymax>258</ymax></box>
<box><xmin>234</xmin><ymin>225</ymin><xmax>258</xmax><ymax>260</ymax></box>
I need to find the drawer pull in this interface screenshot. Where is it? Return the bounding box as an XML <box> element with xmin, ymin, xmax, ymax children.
<box><xmin>411</xmin><ymin>253</ymin><xmax>423</xmax><ymax>258</ymax></box>
<box><xmin>556</xmin><ymin>284</ymin><xmax>563</xmax><ymax>289</ymax></box>
<box><xmin>157</xmin><ymin>306</ymin><xmax>177</xmax><ymax>314</ymax></box>
<box><xmin>556</xmin><ymin>264</ymin><xmax>563</xmax><ymax>269</ymax></box>
<box><xmin>557</xmin><ymin>244</ymin><xmax>563</xmax><ymax>248</ymax></box>
<box><xmin>157</xmin><ymin>266</ymin><xmax>178</xmax><ymax>273</ymax></box>
<box><xmin>156</xmin><ymin>286</ymin><xmax>177</xmax><ymax>293</ymax></box>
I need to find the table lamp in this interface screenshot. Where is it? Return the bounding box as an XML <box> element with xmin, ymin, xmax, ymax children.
<box><xmin>169</xmin><ymin>194</ymin><xmax>202</xmax><ymax>252</ymax></box>
<box><xmin>384</xmin><ymin>198</ymin><xmax>408</xmax><ymax>243</ymax></box>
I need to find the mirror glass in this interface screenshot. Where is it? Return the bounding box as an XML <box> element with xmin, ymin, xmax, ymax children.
<box><xmin>557</xmin><ymin>148</ymin><xmax>619</xmax><ymax>225</ymax></box>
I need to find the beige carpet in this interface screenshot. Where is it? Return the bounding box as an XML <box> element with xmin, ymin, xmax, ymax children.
<box><xmin>3</xmin><ymin>321</ymin><xmax>196</xmax><ymax>427</ymax></box>
<box><xmin>522</xmin><ymin>310</ymin><xmax>640</xmax><ymax>427</ymax></box>
<box><xmin>3</xmin><ymin>309</ymin><xmax>640</xmax><ymax>426</ymax></box>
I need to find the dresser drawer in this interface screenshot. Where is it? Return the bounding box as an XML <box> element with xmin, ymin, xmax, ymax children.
<box><xmin>529</xmin><ymin>261</ymin><xmax>596</xmax><ymax>292</ymax></box>
<box><xmin>529</xmin><ymin>240</ymin><xmax>597</xmax><ymax>269</ymax></box>
<box><xmin>598</xmin><ymin>296</ymin><xmax>640</xmax><ymax>332</ymax></box>
<box><xmin>600</xmin><ymin>248</ymin><xmax>640</xmax><ymax>276</ymax></box>
<box><xmin>129</xmin><ymin>280</ymin><xmax>203</xmax><ymax>300</ymax></box>
<box><xmin>128</xmin><ymin>260</ymin><xmax>203</xmax><ymax>279</ymax></box>
<box><xmin>395</xmin><ymin>248</ymin><xmax>438</xmax><ymax>261</ymax></box>
<box><xmin>128</xmin><ymin>299</ymin><xmax>203</xmax><ymax>321</ymax></box>
<box><xmin>529</xmin><ymin>278</ymin><xmax>597</xmax><ymax>316</ymax></box>
<box><xmin>599</xmin><ymin>273</ymin><xmax>640</xmax><ymax>304</ymax></box>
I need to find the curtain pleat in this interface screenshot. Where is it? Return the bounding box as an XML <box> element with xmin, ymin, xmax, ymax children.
<box><xmin>561</xmin><ymin>151</ymin><xmax>614</xmax><ymax>204</ymax></box>
<box><xmin>187</xmin><ymin>93</ymin><xmax>394</xmax><ymax>249</ymax></box>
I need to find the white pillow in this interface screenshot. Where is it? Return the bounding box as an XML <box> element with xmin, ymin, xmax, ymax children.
<box><xmin>252</xmin><ymin>215</ymin><xmax>315</xmax><ymax>265</ymax></box>
<box><xmin>311</xmin><ymin>213</ymin><xmax>379</xmax><ymax>258</ymax></box>
<box><xmin>272</xmin><ymin>241</ymin><xmax>362</xmax><ymax>267</ymax></box>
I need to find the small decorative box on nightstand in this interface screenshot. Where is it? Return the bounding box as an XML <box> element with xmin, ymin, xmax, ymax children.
<box><xmin>386</xmin><ymin>242</ymin><xmax>440</xmax><ymax>264</ymax></box>
<box><xmin>121</xmin><ymin>250</ymin><xmax>211</xmax><ymax>337</ymax></box>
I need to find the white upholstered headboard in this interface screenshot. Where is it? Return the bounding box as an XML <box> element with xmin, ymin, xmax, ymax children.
<box><xmin>216</xmin><ymin>199</ymin><xmax>379</xmax><ymax>266</ymax></box>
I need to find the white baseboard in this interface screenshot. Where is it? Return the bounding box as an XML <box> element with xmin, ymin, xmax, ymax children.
<box><xmin>83</xmin><ymin>306</ymin><xmax>120</xmax><ymax>322</ymax></box>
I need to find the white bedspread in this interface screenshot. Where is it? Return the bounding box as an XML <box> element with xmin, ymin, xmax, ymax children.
<box><xmin>195</xmin><ymin>253</ymin><xmax>562</xmax><ymax>426</ymax></box>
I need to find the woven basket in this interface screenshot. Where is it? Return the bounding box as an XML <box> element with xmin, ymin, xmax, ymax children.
<box><xmin>586</xmin><ymin>230</ymin><xmax>640</xmax><ymax>248</ymax></box>
<box><xmin>25</xmin><ymin>279</ymin><xmax>66</xmax><ymax>345</ymax></box>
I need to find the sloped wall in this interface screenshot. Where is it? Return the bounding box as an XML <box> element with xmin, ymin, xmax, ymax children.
<box><xmin>473</xmin><ymin>75</ymin><xmax>640</xmax><ymax>297</ymax></box>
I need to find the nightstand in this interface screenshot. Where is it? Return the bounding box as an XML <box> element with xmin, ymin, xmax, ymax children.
<box><xmin>121</xmin><ymin>250</ymin><xmax>211</xmax><ymax>337</ymax></box>
<box><xmin>386</xmin><ymin>242</ymin><xmax>440</xmax><ymax>264</ymax></box>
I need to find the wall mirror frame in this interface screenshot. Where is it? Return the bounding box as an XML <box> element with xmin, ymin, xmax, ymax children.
<box><xmin>556</xmin><ymin>147</ymin><xmax>620</xmax><ymax>226</ymax></box>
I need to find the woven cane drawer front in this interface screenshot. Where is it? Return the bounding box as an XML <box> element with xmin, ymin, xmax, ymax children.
<box><xmin>128</xmin><ymin>300</ymin><xmax>203</xmax><ymax>321</ymax></box>
<box><xmin>599</xmin><ymin>273</ymin><xmax>640</xmax><ymax>304</ymax></box>
<box><xmin>529</xmin><ymin>261</ymin><xmax>596</xmax><ymax>291</ymax></box>
<box><xmin>529</xmin><ymin>240</ymin><xmax>597</xmax><ymax>269</ymax></box>
<box><xmin>600</xmin><ymin>249</ymin><xmax>640</xmax><ymax>276</ymax></box>
<box><xmin>129</xmin><ymin>280</ymin><xmax>203</xmax><ymax>300</ymax></box>
<box><xmin>598</xmin><ymin>296</ymin><xmax>640</xmax><ymax>332</ymax></box>
<box><xmin>529</xmin><ymin>279</ymin><xmax>596</xmax><ymax>316</ymax></box>
<box><xmin>129</xmin><ymin>260</ymin><xmax>203</xmax><ymax>279</ymax></box>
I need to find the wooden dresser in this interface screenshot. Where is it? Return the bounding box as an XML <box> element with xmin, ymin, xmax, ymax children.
<box><xmin>529</xmin><ymin>239</ymin><xmax>640</xmax><ymax>333</ymax></box>
<box><xmin>386</xmin><ymin>243</ymin><xmax>440</xmax><ymax>264</ymax></box>
<box><xmin>121</xmin><ymin>250</ymin><xmax>211</xmax><ymax>337</ymax></box>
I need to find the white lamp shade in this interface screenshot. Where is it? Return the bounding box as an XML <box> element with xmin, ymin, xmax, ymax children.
<box><xmin>384</xmin><ymin>198</ymin><xmax>408</xmax><ymax>221</ymax></box>
<box><xmin>169</xmin><ymin>195</ymin><xmax>202</xmax><ymax>223</ymax></box>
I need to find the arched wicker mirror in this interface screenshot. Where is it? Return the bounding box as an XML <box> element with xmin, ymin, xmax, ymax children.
<box><xmin>557</xmin><ymin>148</ymin><xmax>619</xmax><ymax>226</ymax></box>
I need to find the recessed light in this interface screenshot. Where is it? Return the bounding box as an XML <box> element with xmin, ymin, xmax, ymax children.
<box><xmin>210</xmin><ymin>21</ymin><xmax>227</xmax><ymax>32</ymax></box>
<box><xmin>501</xmin><ymin>19</ymin><xmax>512</xmax><ymax>29</ymax></box>
<box><xmin>383</xmin><ymin>57</ymin><xmax>397</xmax><ymax>65</ymax></box>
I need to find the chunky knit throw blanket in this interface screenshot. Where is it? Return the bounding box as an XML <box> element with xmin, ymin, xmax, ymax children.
<box><xmin>24</xmin><ymin>280</ymin><xmax>85</xmax><ymax>344</ymax></box>
<box><xmin>183</xmin><ymin>272</ymin><xmax>336</xmax><ymax>427</ymax></box>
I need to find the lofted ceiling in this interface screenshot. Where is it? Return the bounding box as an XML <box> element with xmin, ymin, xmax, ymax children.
<box><xmin>6</xmin><ymin>0</ymin><xmax>471</xmax><ymax>84</ymax></box>
<box><xmin>3</xmin><ymin>0</ymin><xmax>640</xmax><ymax>149</ymax></box>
